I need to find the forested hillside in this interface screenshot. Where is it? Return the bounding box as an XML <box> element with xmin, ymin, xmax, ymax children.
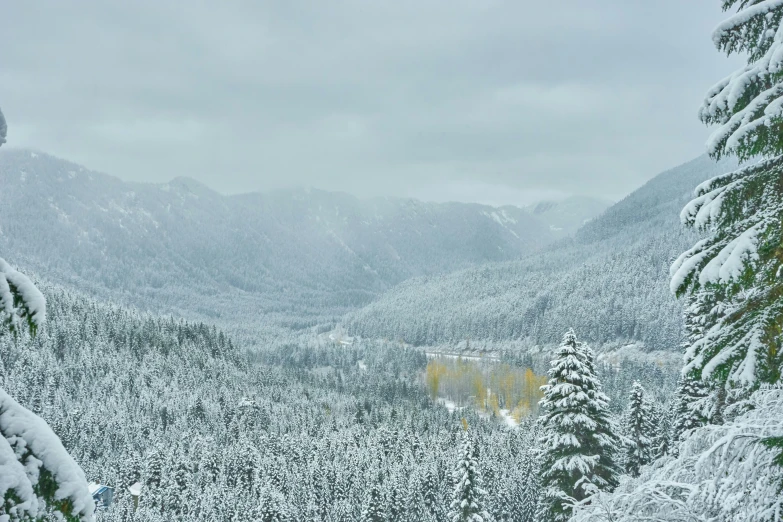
<box><xmin>1</xmin><ymin>285</ymin><xmax>678</xmax><ymax>521</ymax></box>
<box><xmin>0</xmin><ymin>149</ymin><xmax>562</xmax><ymax>327</ymax></box>
<box><xmin>346</xmin><ymin>156</ymin><xmax>736</xmax><ymax>351</ymax></box>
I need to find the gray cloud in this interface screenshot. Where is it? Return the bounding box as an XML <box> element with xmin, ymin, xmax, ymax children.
<box><xmin>0</xmin><ymin>0</ymin><xmax>740</xmax><ymax>204</ymax></box>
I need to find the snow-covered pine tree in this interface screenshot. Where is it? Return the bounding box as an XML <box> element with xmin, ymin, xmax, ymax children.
<box><xmin>536</xmin><ymin>329</ymin><xmax>619</xmax><ymax>522</ymax></box>
<box><xmin>623</xmin><ymin>381</ymin><xmax>655</xmax><ymax>477</ymax></box>
<box><xmin>518</xmin><ymin>449</ymin><xmax>540</xmax><ymax>522</ymax></box>
<box><xmin>385</xmin><ymin>468</ymin><xmax>406</xmax><ymax>521</ymax></box>
<box><xmin>406</xmin><ymin>469</ymin><xmax>441</xmax><ymax>522</ymax></box>
<box><xmin>493</xmin><ymin>469</ymin><xmax>524</xmax><ymax>522</ymax></box>
<box><xmin>164</xmin><ymin>458</ymin><xmax>189</xmax><ymax>516</ymax></box>
<box><xmin>142</xmin><ymin>447</ymin><xmax>164</xmax><ymax>511</ymax></box>
<box><xmin>421</xmin><ymin>461</ymin><xmax>443</xmax><ymax>521</ymax></box>
<box><xmin>670</xmin><ymin>0</ymin><xmax>783</xmax><ymax>400</ymax></box>
<box><xmin>651</xmin><ymin>399</ymin><xmax>672</xmax><ymax>459</ymax></box>
<box><xmin>570</xmin><ymin>384</ymin><xmax>783</xmax><ymax>522</ymax></box>
<box><xmin>669</xmin><ymin>374</ymin><xmax>709</xmax><ymax>455</ymax></box>
<box><xmin>0</xmin><ymin>255</ymin><xmax>94</xmax><ymax>521</ymax></box>
<box><xmin>117</xmin><ymin>452</ymin><xmax>142</xmax><ymax>501</ymax></box>
<box><xmin>251</xmin><ymin>486</ymin><xmax>291</xmax><ymax>522</ymax></box>
<box><xmin>448</xmin><ymin>428</ymin><xmax>491</xmax><ymax>522</ymax></box>
<box><xmin>359</xmin><ymin>474</ymin><xmax>386</xmax><ymax>522</ymax></box>
<box><xmin>0</xmin><ymin>258</ymin><xmax>46</xmax><ymax>336</ymax></box>
<box><xmin>326</xmin><ymin>499</ymin><xmax>354</xmax><ymax>522</ymax></box>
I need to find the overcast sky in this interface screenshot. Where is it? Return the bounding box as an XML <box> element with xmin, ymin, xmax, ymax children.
<box><xmin>1</xmin><ymin>1</ymin><xmax>741</xmax><ymax>205</ymax></box>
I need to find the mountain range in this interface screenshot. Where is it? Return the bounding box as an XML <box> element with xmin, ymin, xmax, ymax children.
<box><xmin>0</xmin><ymin>149</ymin><xmax>596</xmax><ymax>327</ymax></box>
<box><xmin>345</xmin><ymin>155</ymin><xmax>736</xmax><ymax>352</ymax></box>
<box><xmin>1</xmin><ymin>148</ymin><xmax>732</xmax><ymax>351</ymax></box>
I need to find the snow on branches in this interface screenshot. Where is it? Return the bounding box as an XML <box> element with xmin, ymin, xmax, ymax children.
<box><xmin>536</xmin><ymin>330</ymin><xmax>619</xmax><ymax>522</ymax></box>
<box><xmin>670</xmin><ymin>152</ymin><xmax>783</xmax><ymax>387</ymax></box>
<box><xmin>702</xmin><ymin>1</ymin><xmax>783</xmax><ymax>160</ymax></box>
<box><xmin>0</xmin><ymin>388</ymin><xmax>95</xmax><ymax>521</ymax></box>
<box><xmin>0</xmin><ymin>258</ymin><xmax>46</xmax><ymax>336</ymax></box>
<box><xmin>448</xmin><ymin>430</ymin><xmax>490</xmax><ymax>522</ymax></box>
<box><xmin>671</xmin><ymin>0</ymin><xmax>783</xmax><ymax>388</ymax></box>
<box><xmin>0</xmin><ymin>260</ymin><xmax>92</xmax><ymax>521</ymax></box>
<box><xmin>570</xmin><ymin>385</ymin><xmax>783</xmax><ymax>522</ymax></box>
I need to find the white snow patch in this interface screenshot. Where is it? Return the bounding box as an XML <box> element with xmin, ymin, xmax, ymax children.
<box><xmin>436</xmin><ymin>398</ymin><xmax>464</xmax><ymax>414</ymax></box>
<box><xmin>498</xmin><ymin>409</ymin><xmax>519</xmax><ymax>429</ymax></box>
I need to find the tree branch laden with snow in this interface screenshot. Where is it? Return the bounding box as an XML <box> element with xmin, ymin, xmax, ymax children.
<box><xmin>570</xmin><ymin>385</ymin><xmax>783</xmax><ymax>522</ymax></box>
<box><xmin>0</xmin><ymin>257</ymin><xmax>93</xmax><ymax>521</ymax></box>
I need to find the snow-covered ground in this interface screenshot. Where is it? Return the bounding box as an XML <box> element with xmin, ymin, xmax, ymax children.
<box><xmin>436</xmin><ymin>397</ymin><xmax>464</xmax><ymax>414</ymax></box>
<box><xmin>498</xmin><ymin>409</ymin><xmax>519</xmax><ymax>429</ymax></box>
<box><xmin>435</xmin><ymin>398</ymin><xmax>519</xmax><ymax>429</ymax></box>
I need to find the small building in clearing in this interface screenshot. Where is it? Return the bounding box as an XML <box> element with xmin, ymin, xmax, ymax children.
<box><xmin>88</xmin><ymin>483</ymin><xmax>114</xmax><ymax>509</ymax></box>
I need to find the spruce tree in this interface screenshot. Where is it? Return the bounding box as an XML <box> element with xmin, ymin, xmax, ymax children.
<box><xmin>421</xmin><ymin>462</ymin><xmax>443</xmax><ymax>521</ymax></box>
<box><xmin>623</xmin><ymin>381</ymin><xmax>655</xmax><ymax>477</ymax></box>
<box><xmin>142</xmin><ymin>447</ymin><xmax>164</xmax><ymax>511</ymax></box>
<box><xmin>669</xmin><ymin>374</ymin><xmax>709</xmax><ymax>455</ymax></box>
<box><xmin>518</xmin><ymin>449</ymin><xmax>540</xmax><ymax>522</ymax></box>
<box><xmin>448</xmin><ymin>429</ymin><xmax>491</xmax><ymax>522</ymax></box>
<box><xmin>385</xmin><ymin>470</ymin><xmax>406</xmax><ymax>521</ymax></box>
<box><xmin>252</xmin><ymin>487</ymin><xmax>291</xmax><ymax>522</ymax></box>
<box><xmin>536</xmin><ymin>329</ymin><xmax>619</xmax><ymax>522</ymax></box>
<box><xmin>670</xmin><ymin>0</ymin><xmax>783</xmax><ymax>399</ymax></box>
<box><xmin>494</xmin><ymin>470</ymin><xmax>523</xmax><ymax>522</ymax></box>
<box><xmin>651</xmin><ymin>400</ymin><xmax>672</xmax><ymax>459</ymax></box>
<box><xmin>406</xmin><ymin>472</ymin><xmax>433</xmax><ymax>522</ymax></box>
<box><xmin>359</xmin><ymin>474</ymin><xmax>386</xmax><ymax>522</ymax></box>
<box><xmin>164</xmin><ymin>459</ymin><xmax>189</xmax><ymax>516</ymax></box>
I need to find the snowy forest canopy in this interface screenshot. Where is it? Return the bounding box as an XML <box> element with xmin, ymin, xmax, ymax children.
<box><xmin>1</xmin><ymin>287</ymin><xmax>680</xmax><ymax>521</ymax></box>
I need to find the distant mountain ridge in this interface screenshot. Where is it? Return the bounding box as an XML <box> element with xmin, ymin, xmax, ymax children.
<box><xmin>523</xmin><ymin>195</ymin><xmax>614</xmax><ymax>236</ymax></box>
<box><xmin>345</xmin><ymin>155</ymin><xmax>738</xmax><ymax>352</ymax></box>
<box><xmin>1</xmin><ymin>148</ymin><xmax>567</xmax><ymax>326</ymax></box>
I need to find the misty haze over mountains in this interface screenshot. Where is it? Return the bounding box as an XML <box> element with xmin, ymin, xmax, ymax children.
<box><xmin>0</xmin><ymin>149</ymin><xmax>610</xmax><ymax>328</ymax></box>
<box><xmin>1</xmin><ymin>147</ymin><xmax>726</xmax><ymax>352</ymax></box>
<box><xmin>347</xmin><ymin>155</ymin><xmax>736</xmax><ymax>352</ymax></box>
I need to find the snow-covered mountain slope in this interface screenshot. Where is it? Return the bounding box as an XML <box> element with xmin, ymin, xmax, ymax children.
<box><xmin>345</xmin><ymin>155</ymin><xmax>738</xmax><ymax>352</ymax></box>
<box><xmin>523</xmin><ymin>195</ymin><xmax>613</xmax><ymax>237</ymax></box>
<box><xmin>0</xmin><ymin>149</ymin><xmax>554</xmax><ymax>325</ymax></box>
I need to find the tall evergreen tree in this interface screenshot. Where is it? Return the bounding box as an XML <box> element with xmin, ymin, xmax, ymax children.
<box><xmin>164</xmin><ymin>458</ymin><xmax>189</xmax><ymax>516</ymax></box>
<box><xmin>142</xmin><ymin>447</ymin><xmax>164</xmax><ymax>511</ymax></box>
<box><xmin>518</xmin><ymin>449</ymin><xmax>540</xmax><ymax>522</ymax></box>
<box><xmin>385</xmin><ymin>469</ymin><xmax>406</xmax><ymax>521</ymax></box>
<box><xmin>448</xmin><ymin>429</ymin><xmax>491</xmax><ymax>522</ymax></box>
<box><xmin>421</xmin><ymin>462</ymin><xmax>443</xmax><ymax>521</ymax></box>
<box><xmin>651</xmin><ymin>399</ymin><xmax>672</xmax><ymax>459</ymax></box>
<box><xmin>623</xmin><ymin>381</ymin><xmax>655</xmax><ymax>477</ymax></box>
<box><xmin>251</xmin><ymin>486</ymin><xmax>291</xmax><ymax>522</ymax></box>
<box><xmin>406</xmin><ymin>471</ymin><xmax>436</xmax><ymax>522</ymax></box>
<box><xmin>669</xmin><ymin>374</ymin><xmax>709</xmax><ymax>455</ymax></box>
<box><xmin>536</xmin><ymin>330</ymin><xmax>619</xmax><ymax>522</ymax></box>
<box><xmin>670</xmin><ymin>0</ymin><xmax>783</xmax><ymax>400</ymax></box>
<box><xmin>493</xmin><ymin>470</ymin><xmax>523</xmax><ymax>522</ymax></box>
<box><xmin>359</xmin><ymin>474</ymin><xmax>386</xmax><ymax>522</ymax></box>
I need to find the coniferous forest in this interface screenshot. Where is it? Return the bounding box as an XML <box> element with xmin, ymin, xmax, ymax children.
<box><xmin>2</xmin><ymin>1</ymin><xmax>783</xmax><ymax>522</ymax></box>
